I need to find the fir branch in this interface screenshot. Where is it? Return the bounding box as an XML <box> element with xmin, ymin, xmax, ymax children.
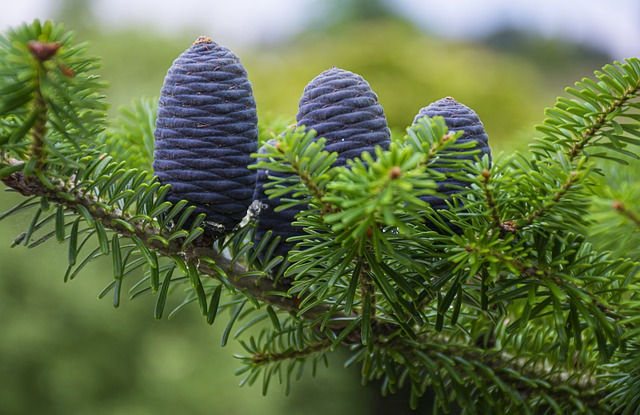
<box><xmin>410</xmin><ymin>341</ymin><xmax>605</xmax><ymax>406</ymax></box>
<box><xmin>1</xmin><ymin>160</ymin><xmax>617</xmax><ymax>412</ymax></box>
<box><xmin>480</xmin><ymin>168</ymin><xmax>502</xmax><ymax>230</ymax></box>
<box><xmin>261</xmin><ymin>129</ymin><xmax>337</xmax><ymax>213</ymax></box>
<box><xmin>4</xmin><ymin>21</ymin><xmax>640</xmax><ymax>413</ymax></box>
<box><xmin>349</xmin><ymin>330</ymin><xmax>609</xmax><ymax>412</ymax></box>
<box><xmin>0</xmin><ymin>160</ymin><xmax>298</xmax><ymax>314</ymax></box>
<box><xmin>29</xmin><ymin>72</ymin><xmax>47</xmax><ymax>171</ymax></box>
<box><xmin>439</xmin><ymin>342</ymin><xmax>605</xmax><ymax>409</ymax></box>
<box><xmin>613</xmin><ymin>200</ymin><xmax>640</xmax><ymax>229</ymax></box>
<box><xmin>287</xmin><ymin>145</ymin><xmax>325</xmax><ymax>205</ymax></box>
<box><xmin>358</xmin><ymin>259</ymin><xmax>376</xmax><ymax>344</ymax></box>
<box><xmin>250</xmin><ymin>339</ymin><xmax>331</xmax><ymax>365</ymax></box>
<box><xmin>426</xmin><ymin>131</ymin><xmax>457</xmax><ymax>162</ymax></box>
<box><xmin>461</xmin><ymin>238</ymin><xmax>625</xmax><ymax>332</ymax></box>
<box><xmin>0</xmin><ymin>158</ymin><xmax>364</xmax><ymax>328</ymax></box>
<box><xmin>405</xmin><ymin>118</ymin><xmax>460</xmax><ymax>165</ymax></box>
<box><xmin>567</xmin><ymin>82</ymin><xmax>640</xmax><ymax>163</ymax></box>
<box><xmin>24</xmin><ymin>41</ymin><xmax>64</xmax><ymax>171</ymax></box>
<box><xmin>521</xmin><ymin>170</ymin><xmax>579</xmax><ymax>227</ymax></box>
<box><xmin>532</xmin><ymin>59</ymin><xmax>640</xmax><ymax>165</ymax></box>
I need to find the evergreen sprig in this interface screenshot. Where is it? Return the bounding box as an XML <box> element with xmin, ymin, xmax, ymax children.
<box><xmin>2</xmin><ymin>20</ymin><xmax>640</xmax><ymax>414</ymax></box>
<box><xmin>531</xmin><ymin>58</ymin><xmax>640</xmax><ymax>164</ymax></box>
<box><xmin>0</xmin><ymin>20</ymin><xmax>106</xmax><ymax>174</ymax></box>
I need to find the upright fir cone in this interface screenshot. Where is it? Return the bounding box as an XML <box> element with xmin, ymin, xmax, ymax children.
<box><xmin>296</xmin><ymin>66</ymin><xmax>391</xmax><ymax>164</ymax></box>
<box><xmin>153</xmin><ymin>36</ymin><xmax>258</xmax><ymax>237</ymax></box>
<box><xmin>413</xmin><ymin>96</ymin><xmax>491</xmax><ymax>213</ymax></box>
<box><xmin>254</xmin><ymin>67</ymin><xmax>391</xmax><ymax>260</ymax></box>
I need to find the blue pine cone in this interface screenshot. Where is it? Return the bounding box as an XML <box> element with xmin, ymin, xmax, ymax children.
<box><xmin>296</xmin><ymin>66</ymin><xmax>391</xmax><ymax>164</ymax></box>
<box><xmin>254</xmin><ymin>67</ymin><xmax>391</xmax><ymax>261</ymax></box>
<box><xmin>153</xmin><ymin>36</ymin><xmax>258</xmax><ymax>237</ymax></box>
<box><xmin>413</xmin><ymin>97</ymin><xmax>491</xmax><ymax>213</ymax></box>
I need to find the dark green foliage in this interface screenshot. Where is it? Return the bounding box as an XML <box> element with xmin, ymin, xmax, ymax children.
<box><xmin>253</xmin><ymin>138</ymin><xmax>300</xmax><ymax>260</ymax></box>
<box><xmin>531</xmin><ymin>58</ymin><xmax>640</xmax><ymax>163</ymax></box>
<box><xmin>0</xmin><ymin>19</ymin><xmax>106</xmax><ymax>172</ymax></box>
<box><xmin>2</xmin><ymin>20</ymin><xmax>640</xmax><ymax>415</ymax></box>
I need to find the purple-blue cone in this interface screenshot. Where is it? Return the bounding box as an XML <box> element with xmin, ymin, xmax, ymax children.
<box><xmin>254</xmin><ymin>67</ymin><xmax>391</xmax><ymax>260</ymax></box>
<box><xmin>153</xmin><ymin>36</ymin><xmax>258</xmax><ymax>237</ymax></box>
<box><xmin>413</xmin><ymin>97</ymin><xmax>491</xmax><ymax>213</ymax></box>
<box><xmin>296</xmin><ymin>66</ymin><xmax>391</xmax><ymax>164</ymax></box>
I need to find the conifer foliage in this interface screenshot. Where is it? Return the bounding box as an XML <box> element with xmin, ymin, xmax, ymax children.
<box><xmin>2</xmin><ymin>20</ymin><xmax>640</xmax><ymax>414</ymax></box>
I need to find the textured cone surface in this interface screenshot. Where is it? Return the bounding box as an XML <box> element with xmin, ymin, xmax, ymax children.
<box><xmin>253</xmin><ymin>140</ymin><xmax>299</xmax><ymax>259</ymax></box>
<box><xmin>255</xmin><ymin>67</ymin><xmax>392</xmax><ymax>260</ymax></box>
<box><xmin>296</xmin><ymin>67</ymin><xmax>391</xmax><ymax>164</ymax></box>
<box><xmin>153</xmin><ymin>37</ymin><xmax>258</xmax><ymax>237</ymax></box>
<box><xmin>413</xmin><ymin>97</ymin><xmax>491</xmax><ymax>212</ymax></box>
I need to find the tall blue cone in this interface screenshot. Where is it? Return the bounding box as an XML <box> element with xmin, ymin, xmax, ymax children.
<box><xmin>153</xmin><ymin>36</ymin><xmax>258</xmax><ymax>237</ymax></box>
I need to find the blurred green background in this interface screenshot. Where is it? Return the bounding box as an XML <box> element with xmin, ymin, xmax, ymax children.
<box><xmin>0</xmin><ymin>1</ymin><xmax>615</xmax><ymax>414</ymax></box>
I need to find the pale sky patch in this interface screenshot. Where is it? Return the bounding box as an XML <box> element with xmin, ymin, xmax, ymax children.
<box><xmin>1</xmin><ymin>0</ymin><xmax>638</xmax><ymax>58</ymax></box>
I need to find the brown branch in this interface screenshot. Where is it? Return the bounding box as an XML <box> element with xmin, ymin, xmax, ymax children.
<box><xmin>251</xmin><ymin>339</ymin><xmax>331</xmax><ymax>365</ymax></box>
<box><xmin>30</xmin><ymin>85</ymin><xmax>47</xmax><ymax>171</ymax></box>
<box><xmin>26</xmin><ymin>41</ymin><xmax>61</xmax><ymax>171</ymax></box>
<box><xmin>0</xmin><ymin>160</ymin><xmax>611</xmax><ymax>406</ymax></box>
<box><xmin>0</xmin><ymin>159</ymin><xmax>365</xmax><ymax>332</ymax></box>
<box><xmin>1</xmin><ymin>162</ymin><xmax>308</xmax><ymax>316</ymax></box>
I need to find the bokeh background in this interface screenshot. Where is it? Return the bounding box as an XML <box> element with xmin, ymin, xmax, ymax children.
<box><xmin>1</xmin><ymin>1</ymin><xmax>638</xmax><ymax>414</ymax></box>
